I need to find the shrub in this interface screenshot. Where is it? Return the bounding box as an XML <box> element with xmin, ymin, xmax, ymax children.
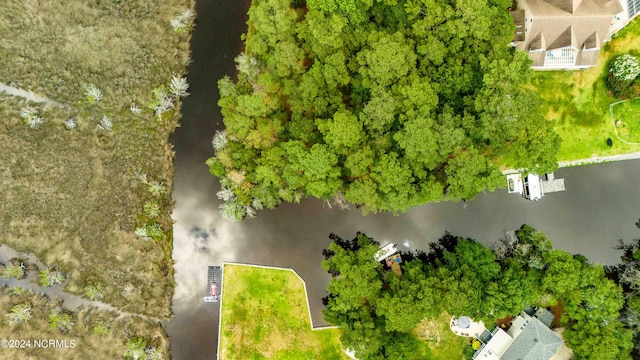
<box><xmin>147</xmin><ymin>182</ymin><xmax>166</xmax><ymax>197</ymax></box>
<box><xmin>84</xmin><ymin>284</ymin><xmax>104</xmax><ymax>301</ymax></box>
<box><xmin>98</xmin><ymin>115</ymin><xmax>113</xmax><ymax>131</ymax></box>
<box><xmin>170</xmin><ymin>9</ymin><xmax>194</xmax><ymax>34</ymax></box>
<box><xmin>169</xmin><ymin>76</ymin><xmax>189</xmax><ymax>98</ymax></box>
<box><xmin>39</xmin><ymin>267</ymin><xmax>65</xmax><ymax>286</ymax></box>
<box><xmin>211</xmin><ymin>130</ymin><xmax>228</xmax><ymax>151</ymax></box>
<box><xmin>84</xmin><ymin>84</ymin><xmax>103</xmax><ymax>103</ymax></box>
<box><xmin>64</xmin><ymin>118</ymin><xmax>77</xmax><ymax>129</ymax></box>
<box><xmin>123</xmin><ymin>337</ymin><xmax>147</xmax><ymax>360</ymax></box>
<box><xmin>93</xmin><ymin>322</ymin><xmax>109</xmax><ymax>336</ymax></box>
<box><xmin>146</xmin><ymin>348</ymin><xmax>164</xmax><ymax>360</ymax></box>
<box><xmin>2</xmin><ymin>265</ymin><xmax>25</xmax><ymax>279</ymax></box>
<box><xmin>11</xmin><ymin>287</ymin><xmax>26</xmax><ymax>296</ymax></box>
<box><xmin>137</xmin><ymin>172</ymin><xmax>166</xmax><ymax>197</ymax></box>
<box><xmin>219</xmin><ymin>201</ymin><xmax>245</xmax><ymax>221</ymax></box>
<box><xmin>6</xmin><ymin>304</ymin><xmax>32</xmax><ymax>326</ymax></box>
<box><xmin>146</xmin><ymin>223</ymin><xmax>163</xmax><ymax>241</ymax></box>
<box><xmin>135</xmin><ymin>227</ymin><xmax>150</xmax><ymax>240</ymax></box>
<box><xmin>148</xmin><ymin>86</ymin><xmax>174</xmax><ymax>117</ymax></box>
<box><xmin>130</xmin><ymin>103</ymin><xmax>142</xmax><ymax>114</ymax></box>
<box><xmin>20</xmin><ymin>106</ymin><xmax>44</xmax><ymax>129</ymax></box>
<box><xmin>609</xmin><ymin>54</ymin><xmax>640</xmax><ymax>97</ymax></box>
<box><xmin>143</xmin><ymin>201</ymin><xmax>160</xmax><ymax>218</ymax></box>
<box><xmin>49</xmin><ymin>309</ymin><xmax>74</xmax><ymax>332</ymax></box>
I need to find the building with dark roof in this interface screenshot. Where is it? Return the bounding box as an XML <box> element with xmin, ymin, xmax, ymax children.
<box><xmin>473</xmin><ymin>309</ymin><xmax>563</xmax><ymax>360</ymax></box>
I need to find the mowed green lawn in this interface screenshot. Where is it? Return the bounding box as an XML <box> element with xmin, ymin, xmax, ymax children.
<box><xmin>530</xmin><ymin>18</ymin><xmax>640</xmax><ymax>161</ymax></box>
<box><xmin>219</xmin><ymin>264</ymin><xmax>348</xmax><ymax>360</ymax></box>
<box><xmin>414</xmin><ymin>312</ymin><xmax>469</xmax><ymax>359</ymax></box>
<box><xmin>611</xmin><ymin>97</ymin><xmax>640</xmax><ymax>143</ymax></box>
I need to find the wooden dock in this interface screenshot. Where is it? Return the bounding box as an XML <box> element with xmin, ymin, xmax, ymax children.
<box><xmin>541</xmin><ymin>173</ymin><xmax>565</xmax><ymax>194</ymax></box>
<box><xmin>204</xmin><ymin>266</ymin><xmax>222</xmax><ymax>303</ymax></box>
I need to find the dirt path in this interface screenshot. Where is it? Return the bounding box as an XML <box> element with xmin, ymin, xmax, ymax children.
<box><xmin>0</xmin><ymin>245</ymin><xmax>162</xmax><ymax>323</ymax></box>
<box><xmin>0</xmin><ymin>82</ymin><xmax>68</xmax><ymax>108</ymax></box>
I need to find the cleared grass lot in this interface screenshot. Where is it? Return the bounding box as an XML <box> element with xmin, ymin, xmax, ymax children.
<box><xmin>415</xmin><ymin>312</ymin><xmax>468</xmax><ymax>359</ymax></box>
<box><xmin>0</xmin><ymin>0</ymin><xmax>193</xmax><ymax>319</ymax></box>
<box><xmin>219</xmin><ymin>264</ymin><xmax>348</xmax><ymax>360</ymax></box>
<box><xmin>530</xmin><ymin>18</ymin><xmax>640</xmax><ymax>161</ymax></box>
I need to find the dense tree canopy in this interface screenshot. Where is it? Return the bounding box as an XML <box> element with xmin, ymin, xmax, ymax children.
<box><xmin>606</xmin><ymin>226</ymin><xmax>640</xmax><ymax>358</ymax></box>
<box><xmin>322</xmin><ymin>226</ymin><xmax>633</xmax><ymax>360</ymax></box>
<box><xmin>209</xmin><ymin>0</ymin><xmax>560</xmax><ymax>219</ymax></box>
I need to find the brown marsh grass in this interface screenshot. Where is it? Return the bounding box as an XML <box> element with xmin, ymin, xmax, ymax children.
<box><xmin>0</xmin><ymin>0</ymin><xmax>194</xmax><ymax>321</ymax></box>
<box><xmin>0</xmin><ymin>286</ymin><xmax>170</xmax><ymax>360</ymax></box>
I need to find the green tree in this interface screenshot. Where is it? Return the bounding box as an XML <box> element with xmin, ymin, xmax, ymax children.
<box><xmin>564</xmin><ymin>319</ymin><xmax>633</xmax><ymax>360</ymax></box>
<box><xmin>376</xmin><ymin>261</ymin><xmax>441</xmax><ymax>332</ymax></box>
<box><xmin>322</xmin><ymin>227</ymin><xmax>633</xmax><ymax>359</ymax></box>
<box><xmin>484</xmin><ymin>265</ymin><xmax>539</xmax><ymax>319</ymax></box>
<box><xmin>444</xmin><ymin>148</ymin><xmax>502</xmax><ymax>200</ymax></box>
<box><xmin>317</xmin><ymin>110</ymin><xmax>365</xmax><ymax>152</ymax></box>
<box><xmin>322</xmin><ymin>233</ymin><xmax>382</xmax><ymax>317</ymax></box>
<box><xmin>608</xmin><ymin>234</ymin><xmax>640</xmax><ymax>357</ymax></box>
<box><xmin>210</xmin><ymin>0</ymin><xmax>559</xmax><ymax>219</ymax></box>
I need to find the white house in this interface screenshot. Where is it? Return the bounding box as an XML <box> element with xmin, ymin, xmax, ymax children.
<box><xmin>473</xmin><ymin>309</ymin><xmax>563</xmax><ymax>360</ymax></box>
<box><xmin>511</xmin><ymin>0</ymin><xmax>639</xmax><ymax>70</ymax></box>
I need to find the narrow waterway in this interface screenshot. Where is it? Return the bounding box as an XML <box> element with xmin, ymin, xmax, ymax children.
<box><xmin>166</xmin><ymin>1</ymin><xmax>640</xmax><ymax>359</ymax></box>
<box><xmin>166</xmin><ymin>0</ymin><xmax>249</xmax><ymax>359</ymax></box>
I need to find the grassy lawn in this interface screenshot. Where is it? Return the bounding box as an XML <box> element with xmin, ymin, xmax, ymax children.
<box><xmin>0</xmin><ymin>286</ymin><xmax>169</xmax><ymax>360</ymax></box>
<box><xmin>219</xmin><ymin>264</ymin><xmax>348</xmax><ymax>360</ymax></box>
<box><xmin>611</xmin><ymin>97</ymin><xmax>640</xmax><ymax>143</ymax></box>
<box><xmin>530</xmin><ymin>18</ymin><xmax>640</xmax><ymax>161</ymax></box>
<box><xmin>414</xmin><ymin>312</ymin><xmax>469</xmax><ymax>359</ymax></box>
<box><xmin>0</xmin><ymin>0</ymin><xmax>194</xmax><ymax>318</ymax></box>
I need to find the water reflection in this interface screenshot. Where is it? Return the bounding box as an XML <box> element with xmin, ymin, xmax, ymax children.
<box><xmin>167</xmin><ymin>158</ymin><xmax>640</xmax><ymax>360</ymax></box>
<box><xmin>166</xmin><ymin>0</ymin><xmax>640</xmax><ymax>359</ymax></box>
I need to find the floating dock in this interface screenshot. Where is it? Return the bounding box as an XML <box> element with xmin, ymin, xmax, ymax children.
<box><xmin>204</xmin><ymin>266</ymin><xmax>222</xmax><ymax>303</ymax></box>
<box><xmin>506</xmin><ymin>172</ymin><xmax>565</xmax><ymax>201</ymax></box>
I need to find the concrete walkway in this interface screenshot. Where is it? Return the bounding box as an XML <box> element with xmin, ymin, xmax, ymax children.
<box><xmin>450</xmin><ymin>316</ymin><xmax>487</xmax><ymax>338</ymax></box>
<box><xmin>557</xmin><ymin>151</ymin><xmax>640</xmax><ymax>167</ymax></box>
<box><xmin>503</xmin><ymin>151</ymin><xmax>640</xmax><ymax>175</ymax></box>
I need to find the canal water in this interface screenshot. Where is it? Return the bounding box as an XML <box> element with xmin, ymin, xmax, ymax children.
<box><xmin>166</xmin><ymin>1</ymin><xmax>640</xmax><ymax>359</ymax></box>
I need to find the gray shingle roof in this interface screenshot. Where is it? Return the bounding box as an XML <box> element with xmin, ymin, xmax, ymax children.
<box><xmin>501</xmin><ymin>319</ymin><xmax>563</xmax><ymax>360</ymax></box>
<box><xmin>534</xmin><ymin>308</ymin><xmax>555</xmax><ymax>328</ymax></box>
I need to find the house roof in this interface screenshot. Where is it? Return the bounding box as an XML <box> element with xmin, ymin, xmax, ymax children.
<box><xmin>516</xmin><ymin>0</ymin><xmax>624</xmax><ymax>68</ymax></box>
<box><xmin>501</xmin><ymin>319</ymin><xmax>563</xmax><ymax>360</ymax></box>
<box><xmin>474</xmin><ymin>328</ymin><xmax>514</xmax><ymax>360</ymax></box>
<box><xmin>534</xmin><ymin>308</ymin><xmax>555</xmax><ymax>328</ymax></box>
<box><xmin>511</xmin><ymin>10</ymin><xmax>526</xmax><ymax>42</ymax></box>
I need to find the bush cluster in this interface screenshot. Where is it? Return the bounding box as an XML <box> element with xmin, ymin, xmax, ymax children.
<box><xmin>608</xmin><ymin>54</ymin><xmax>640</xmax><ymax>98</ymax></box>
